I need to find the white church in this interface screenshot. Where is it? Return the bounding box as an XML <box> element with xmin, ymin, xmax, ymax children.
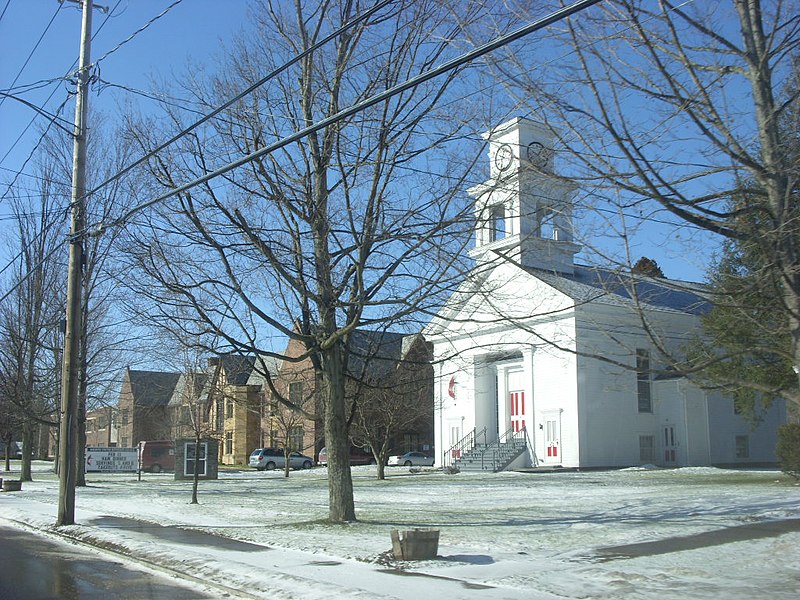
<box><xmin>424</xmin><ymin>117</ymin><xmax>786</xmax><ymax>471</ymax></box>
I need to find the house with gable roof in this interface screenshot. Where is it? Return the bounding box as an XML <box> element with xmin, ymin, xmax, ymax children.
<box><xmin>166</xmin><ymin>354</ymin><xmax>282</xmax><ymax>466</ymax></box>
<box><xmin>271</xmin><ymin>328</ymin><xmax>434</xmax><ymax>462</ymax></box>
<box><xmin>424</xmin><ymin>117</ymin><xmax>786</xmax><ymax>471</ymax></box>
<box><xmin>117</xmin><ymin>368</ymin><xmax>181</xmax><ymax>448</ymax></box>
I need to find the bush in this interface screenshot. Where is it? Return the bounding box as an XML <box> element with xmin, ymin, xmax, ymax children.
<box><xmin>776</xmin><ymin>423</ymin><xmax>800</xmax><ymax>479</ymax></box>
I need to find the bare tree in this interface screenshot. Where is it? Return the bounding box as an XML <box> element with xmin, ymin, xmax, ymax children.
<box><xmin>349</xmin><ymin>334</ymin><xmax>433</xmax><ymax>480</ymax></box>
<box><xmin>0</xmin><ymin>162</ymin><xmax>66</xmax><ymax>481</ymax></box>
<box><xmin>120</xmin><ymin>0</ymin><xmax>482</xmax><ymax>522</ymax></box>
<box><xmin>39</xmin><ymin>117</ymin><xmax>138</xmax><ymax>485</ymax></box>
<box><xmin>171</xmin><ymin>357</ymin><xmax>214</xmax><ymax>504</ymax></box>
<box><xmin>480</xmin><ymin>0</ymin><xmax>800</xmax><ymax>409</ymax></box>
<box><xmin>264</xmin><ymin>380</ymin><xmax>318</xmax><ymax>479</ymax></box>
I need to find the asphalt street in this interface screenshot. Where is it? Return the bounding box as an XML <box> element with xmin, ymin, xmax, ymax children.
<box><xmin>0</xmin><ymin>524</ymin><xmax>212</xmax><ymax>599</ymax></box>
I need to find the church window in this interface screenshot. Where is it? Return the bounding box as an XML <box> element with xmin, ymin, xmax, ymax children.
<box><xmin>537</xmin><ymin>205</ymin><xmax>560</xmax><ymax>240</ymax></box>
<box><xmin>488</xmin><ymin>204</ymin><xmax>505</xmax><ymax>241</ymax></box>
<box><xmin>636</xmin><ymin>349</ymin><xmax>652</xmax><ymax>413</ymax></box>
<box><xmin>225</xmin><ymin>431</ymin><xmax>233</xmax><ymax>455</ymax></box>
<box><xmin>735</xmin><ymin>435</ymin><xmax>749</xmax><ymax>459</ymax></box>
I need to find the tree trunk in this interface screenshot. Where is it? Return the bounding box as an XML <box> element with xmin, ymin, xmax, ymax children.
<box><xmin>20</xmin><ymin>422</ymin><xmax>33</xmax><ymax>482</ymax></box>
<box><xmin>322</xmin><ymin>348</ymin><xmax>355</xmax><ymax>522</ymax></box>
<box><xmin>191</xmin><ymin>439</ymin><xmax>199</xmax><ymax>504</ymax></box>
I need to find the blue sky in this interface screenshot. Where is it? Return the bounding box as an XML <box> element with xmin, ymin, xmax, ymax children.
<box><xmin>0</xmin><ymin>0</ymin><xmax>717</xmax><ymax>284</ymax></box>
<box><xmin>0</xmin><ymin>0</ymin><xmax>248</xmax><ymax>199</ymax></box>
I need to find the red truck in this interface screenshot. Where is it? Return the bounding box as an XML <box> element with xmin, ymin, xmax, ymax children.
<box><xmin>138</xmin><ymin>440</ymin><xmax>175</xmax><ymax>473</ymax></box>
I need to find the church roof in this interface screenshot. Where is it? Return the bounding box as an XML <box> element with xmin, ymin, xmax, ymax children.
<box><xmin>527</xmin><ymin>264</ymin><xmax>709</xmax><ymax>315</ymax></box>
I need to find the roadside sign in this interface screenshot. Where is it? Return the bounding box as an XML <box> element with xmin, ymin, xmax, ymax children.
<box><xmin>85</xmin><ymin>447</ymin><xmax>138</xmax><ymax>473</ymax></box>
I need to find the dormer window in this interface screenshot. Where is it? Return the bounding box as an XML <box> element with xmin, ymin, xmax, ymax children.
<box><xmin>489</xmin><ymin>204</ymin><xmax>506</xmax><ymax>242</ymax></box>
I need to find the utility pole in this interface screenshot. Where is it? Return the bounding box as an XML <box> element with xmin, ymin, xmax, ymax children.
<box><xmin>57</xmin><ymin>0</ymin><xmax>93</xmax><ymax>527</ymax></box>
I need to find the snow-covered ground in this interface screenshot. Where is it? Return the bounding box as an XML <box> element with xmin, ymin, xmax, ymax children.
<box><xmin>1</xmin><ymin>463</ymin><xmax>799</xmax><ymax>598</ymax></box>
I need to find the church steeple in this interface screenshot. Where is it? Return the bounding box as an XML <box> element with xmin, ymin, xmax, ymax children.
<box><xmin>469</xmin><ymin>117</ymin><xmax>581</xmax><ymax>274</ymax></box>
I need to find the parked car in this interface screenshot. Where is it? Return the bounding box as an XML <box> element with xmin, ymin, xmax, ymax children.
<box><xmin>138</xmin><ymin>440</ymin><xmax>175</xmax><ymax>473</ymax></box>
<box><xmin>249</xmin><ymin>448</ymin><xmax>314</xmax><ymax>471</ymax></box>
<box><xmin>387</xmin><ymin>451</ymin><xmax>435</xmax><ymax>467</ymax></box>
<box><xmin>0</xmin><ymin>441</ymin><xmax>22</xmax><ymax>459</ymax></box>
<box><xmin>317</xmin><ymin>446</ymin><xmax>376</xmax><ymax>467</ymax></box>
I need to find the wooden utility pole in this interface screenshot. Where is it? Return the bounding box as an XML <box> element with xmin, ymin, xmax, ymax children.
<box><xmin>57</xmin><ymin>0</ymin><xmax>93</xmax><ymax>527</ymax></box>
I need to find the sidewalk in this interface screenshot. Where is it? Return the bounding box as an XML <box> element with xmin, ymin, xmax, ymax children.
<box><xmin>0</xmin><ymin>491</ymin><xmax>540</xmax><ymax>600</ymax></box>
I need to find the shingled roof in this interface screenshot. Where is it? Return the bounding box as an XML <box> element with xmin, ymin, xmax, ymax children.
<box><xmin>528</xmin><ymin>264</ymin><xmax>709</xmax><ymax>315</ymax></box>
<box><xmin>346</xmin><ymin>330</ymin><xmax>414</xmax><ymax>381</ymax></box>
<box><xmin>126</xmin><ymin>369</ymin><xmax>181</xmax><ymax>407</ymax></box>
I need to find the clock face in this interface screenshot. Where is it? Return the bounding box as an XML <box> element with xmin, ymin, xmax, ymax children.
<box><xmin>495</xmin><ymin>143</ymin><xmax>514</xmax><ymax>171</ymax></box>
<box><xmin>527</xmin><ymin>141</ymin><xmax>551</xmax><ymax>166</ymax></box>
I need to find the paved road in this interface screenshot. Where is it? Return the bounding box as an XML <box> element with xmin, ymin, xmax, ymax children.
<box><xmin>0</xmin><ymin>524</ymin><xmax>213</xmax><ymax>599</ymax></box>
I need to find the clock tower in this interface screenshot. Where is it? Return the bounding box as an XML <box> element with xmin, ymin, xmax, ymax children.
<box><xmin>469</xmin><ymin>117</ymin><xmax>580</xmax><ymax>274</ymax></box>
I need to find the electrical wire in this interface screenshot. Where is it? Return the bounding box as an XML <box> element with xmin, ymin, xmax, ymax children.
<box><xmin>0</xmin><ymin>0</ymin><xmax>122</xmax><ymax>168</ymax></box>
<box><xmin>0</xmin><ymin>1</ymin><xmax>61</xmax><ymax>111</ymax></box>
<box><xmin>83</xmin><ymin>0</ymin><xmax>396</xmax><ymax>203</ymax></box>
<box><xmin>0</xmin><ymin>241</ymin><xmax>67</xmax><ymax>306</ymax></box>
<box><xmin>0</xmin><ymin>92</ymin><xmax>75</xmax><ymax>133</ymax></box>
<box><xmin>92</xmin><ymin>0</ymin><xmax>182</xmax><ymax>67</ymax></box>
<box><xmin>86</xmin><ymin>0</ymin><xmax>604</xmax><ymax>238</ymax></box>
<box><xmin>0</xmin><ymin>0</ymin><xmax>11</xmax><ymax>23</ymax></box>
<box><xmin>0</xmin><ymin>94</ymin><xmax>73</xmax><ymax>204</ymax></box>
<box><xmin>0</xmin><ymin>77</ymin><xmax>70</xmax><ymax>94</ymax></box>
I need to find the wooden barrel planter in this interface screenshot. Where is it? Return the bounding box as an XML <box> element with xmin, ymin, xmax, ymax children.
<box><xmin>2</xmin><ymin>479</ymin><xmax>22</xmax><ymax>492</ymax></box>
<box><xmin>390</xmin><ymin>528</ymin><xmax>440</xmax><ymax>560</ymax></box>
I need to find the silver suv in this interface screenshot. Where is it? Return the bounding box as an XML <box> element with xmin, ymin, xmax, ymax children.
<box><xmin>249</xmin><ymin>448</ymin><xmax>314</xmax><ymax>471</ymax></box>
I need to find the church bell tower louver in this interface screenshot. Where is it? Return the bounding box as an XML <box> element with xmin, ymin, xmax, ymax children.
<box><xmin>469</xmin><ymin>117</ymin><xmax>580</xmax><ymax>274</ymax></box>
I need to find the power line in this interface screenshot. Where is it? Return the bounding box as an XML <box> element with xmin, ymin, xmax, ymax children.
<box><xmin>0</xmin><ymin>76</ymin><xmax>70</xmax><ymax>94</ymax></box>
<box><xmin>87</xmin><ymin>0</ymin><xmax>604</xmax><ymax>238</ymax></box>
<box><xmin>0</xmin><ymin>1</ymin><xmax>62</xmax><ymax>111</ymax></box>
<box><xmin>0</xmin><ymin>91</ymin><xmax>75</xmax><ymax>133</ymax></box>
<box><xmin>0</xmin><ymin>94</ymin><xmax>73</xmax><ymax>204</ymax></box>
<box><xmin>0</xmin><ymin>240</ymin><xmax>67</xmax><ymax>306</ymax></box>
<box><xmin>93</xmin><ymin>0</ymin><xmax>182</xmax><ymax>66</ymax></box>
<box><xmin>0</xmin><ymin>0</ymin><xmax>121</xmax><ymax>168</ymax></box>
<box><xmin>83</xmin><ymin>0</ymin><xmax>396</xmax><ymax>203</ymax></box>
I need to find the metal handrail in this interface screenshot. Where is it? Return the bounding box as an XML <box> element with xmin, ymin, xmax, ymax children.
<box><xmin>444</xmin><ymin>426</ymin><xmax>487</xmax><ymax>468</ymax></box>
<box><xmin>480</xmin><ymin>425</ymin><xmax>527</xmax><ymax>471</ymax></box>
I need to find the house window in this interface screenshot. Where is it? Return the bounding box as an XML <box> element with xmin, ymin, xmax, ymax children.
<box><xmin>289</xmin><ymin>426</ymin><xmax>304</xmax><ymax>451</ymax></box>
<box><xmin>225</xmin><ymin>398</ymin><xmax>234</xmax><ymax>419</ymax></box>
<box><xmin>636</xmin><ymin>349</ymin><xmax>652</xmax><ymax>413</ymax></box>
<box><xmin>489</xmin><ymin>204</ymin><xmax>505</xmax><ymax>242</ymax></box>
<box><xmin>261</xmin><ymin>397</ymin><xmax>274</xmax><ymax>418</ymax></box>
<box><xmin>215</xmin><ymin>398</ymin><xmax>224</xmax><ymax>431</ymax></box>
<box><xmin>121</xmin><ymin>409</ymin><xmax>129</xmax><ymax>425</ymax></box>
<box><xmin>180</xmin><ymin>406</ymin><xmax>191</xmax><ymax>425</ymax></box>
<box><xmin>121</xmin><ymin>437</ymin><xmax>128</xmax><ymax>447</ymax></box>
<box><xmin>289</xmin><ymin>382</ymin><xmax>303</xmax><ymax>406</ymax></box>
<box><xmin>185</xmin><ymin>441</ymin><xmax>207</xmax><ymax>476</ymax></box>
<box><xmin>639</xmin><ymin>435</ymin><xmax>656</xmax><ymax>464</ymax></box>
<box><xmin>735</xmin><ymin>435</ymin><xmax>750</xmax><ymax>459</ymax></box>
<box><xmin>225</xmin><ymin>432</ymin><xmax>233</xmax><ymax>455</ymax></box>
